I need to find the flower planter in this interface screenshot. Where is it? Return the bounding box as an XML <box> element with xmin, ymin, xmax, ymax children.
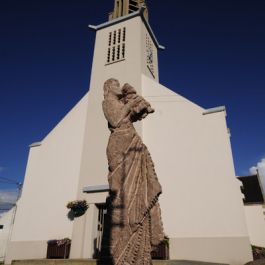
<box><xmin>151</xmin><ymin>241</ymin><xmax>169</xmax><ymax>260</ymax></box>
<box><xmin>47</xmin><ymin>239</ymin><xmax>71</xmax><ymax>259</ymax></box>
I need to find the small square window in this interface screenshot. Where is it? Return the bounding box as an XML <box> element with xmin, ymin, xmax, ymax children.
<box><xmin>0</xmin><ymin>225</ymin><xmax>4</xmax><ymax>229</ymax></box>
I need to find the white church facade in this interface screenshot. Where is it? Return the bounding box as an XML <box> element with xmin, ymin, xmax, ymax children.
<box><xmin>0</xmin><ymin>207</ymin><xmax>16</xmax><ymax>262</ymax></box>
<box><xmin>5</xmin><ymin>1</ymin><xmax>253</xmax><ymax>264</ymax></box>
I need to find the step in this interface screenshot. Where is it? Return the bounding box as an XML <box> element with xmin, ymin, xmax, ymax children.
<box><xmin>12</xmin><ymin>259</ymin><xmax>229</xmax><ymax>265</ymax></box>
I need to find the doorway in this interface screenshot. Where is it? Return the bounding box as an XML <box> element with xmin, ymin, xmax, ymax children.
<box><xmin>94</xmin><ymin>203</ymin><xmax>107</xmax><ymax>258</ymax></box>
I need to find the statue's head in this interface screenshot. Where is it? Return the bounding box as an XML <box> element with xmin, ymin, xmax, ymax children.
<box><xmin>104</xmin><ymin>78</ymin><xmax>122</xmax><ymax>98</ymax></box>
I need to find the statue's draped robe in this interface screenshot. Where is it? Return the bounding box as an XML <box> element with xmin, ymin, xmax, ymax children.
<box><xmin>102</xmin><ymin>98</ymin><xmax>164</xmax><ymax>265</ymax></box>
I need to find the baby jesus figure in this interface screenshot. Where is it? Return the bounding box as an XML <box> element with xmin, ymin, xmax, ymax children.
<box><xmin>121</xmin><ymin>83</ymin><xmax>154</xmax><ymax>121</ymax></box>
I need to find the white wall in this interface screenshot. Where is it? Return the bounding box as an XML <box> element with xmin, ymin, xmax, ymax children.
<box><xmin>142</xmin><ymin>74</ymin><xmax>252</xmax><ymax>264</ymax></box>
<box><xmin>0</xmin><ymin>208</ymin><xmax>15</xmax><ymax>262</ymax></box>
<box><xmin>10</xmin><ymin>94</ymin><xmax>88</xmax><ymax>242</ymax></box>
<box><xmin>244</xmin><ymin>204</ymin><xmax>265</xmax><ymax>248</ymax></box>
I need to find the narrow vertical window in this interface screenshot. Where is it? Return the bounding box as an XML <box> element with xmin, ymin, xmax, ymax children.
<box><xmin>109</xmin><ymin>32</ymin><xmax>112</xmax><ymax>46</ymax></box>
<box><xmin>117</xmin><ymin>45</ymin><xmax>120</xmax><ymax>60</ymax></box>
<box><xmin>113</xmin><ymin>31</ymin><xmax>117</xmax><ymax>45</ymax></box>
<box><xmin>122</xmin><ymin>27</ymin><xmax>126</xmax><ymax>42</ymax></box>
<box><xmin>146</xmin><ymin>34</ymin><xmax>155</xmax><ymax>78</ymax></box>
<box><xmin>112</xmin><ymin>46</ymin><xmax>116</xmax><ymax>61</ymax></box>
<box><xmin>107</xmin><ymin>48</ymin><xmax>111</xmax><ymax>63</ymax></box>
<box><xmin>117</xmin><ymin>1</ymin><xmax>120</xmax><ymax>16</ymax></box>
<box><xmin>122</xmin><ymin>43</ymin><xmax>125</xmax><ymax>59</ymax></box>
<box><xmin>118</xmin><ymin>29</ymin><xmax>121</xmax><ymax>43</ymax></box>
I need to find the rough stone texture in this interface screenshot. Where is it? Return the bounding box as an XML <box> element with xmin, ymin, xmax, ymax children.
<box><xmin>100</xmin><ymin>78</ymin><xmax>164</xmax><ymax>265</ymax></box>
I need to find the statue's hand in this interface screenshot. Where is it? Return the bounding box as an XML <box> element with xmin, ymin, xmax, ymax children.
<box><xmin>127</xmin><ymin>97</ymin><xmax>142</xmax><ymax>110</ymax></box>
<box><xmin>122</xmin><ymin>83</ymin><xmax>137</xmax><ymax>96</ymax></box>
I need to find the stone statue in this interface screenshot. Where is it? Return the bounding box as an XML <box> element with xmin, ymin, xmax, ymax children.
<box><xmin>100</xmin><ymin>78</ymin><xmax>164</xmax><ymax>265</ymax></box>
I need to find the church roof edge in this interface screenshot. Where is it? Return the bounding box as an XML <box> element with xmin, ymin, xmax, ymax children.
<box><xmin>83</xmin><ymin>184</ymin><xmax>110</xmax><ymax>193</ymax></box>
<box><xmin>203</xmin><ymin>106</ymin><xmax>226</xmax><ymax>116</ymax></box>
<box><xmin>88</xmin><ymin>7</ymin><xmax>165</xmax><ymax>50</ymax></box>
<box><xmin>29</xmin><ymin>142</ymin><xmax>42</xmax><ymax>148</ymax></box>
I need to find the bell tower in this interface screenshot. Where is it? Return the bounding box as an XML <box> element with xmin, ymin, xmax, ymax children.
<box><xmin>88</xmin><ymin>0</ymin><xmax>164</xmax><ymax>93</ymax></box>
<box><xmin>109</xmin><ymin>0</ymin><xmax>149</xmax><ymax>21</ymax></box>
<box><xmin>69</xmin><ymin>2</ymin><xmax>165</xmax><ymax>258</ymax></box>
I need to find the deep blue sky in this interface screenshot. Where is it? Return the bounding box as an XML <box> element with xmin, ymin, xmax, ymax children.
<box><xmin>0</xmin><ymin>0</ymin><xmax>264</xmax><ymax>190</ymax></box>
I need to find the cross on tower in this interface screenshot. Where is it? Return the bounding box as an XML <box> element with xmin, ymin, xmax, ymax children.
<box><xmin>109</xmin><ymin>0</ymin><xmax>149</xmax><ymax>21</ymax></box>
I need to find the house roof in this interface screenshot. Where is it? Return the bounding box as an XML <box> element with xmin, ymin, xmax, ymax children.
<box><xmin>238</xmin><ymin>174</ymin><xmax>264</xmax><ymax>204</ymax></box>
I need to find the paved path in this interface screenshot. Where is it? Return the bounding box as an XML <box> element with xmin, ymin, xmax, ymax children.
<box><xmin>12</xmin><ymin>259</ymin><xmax>229</xmax><ymax>265</ymax></box>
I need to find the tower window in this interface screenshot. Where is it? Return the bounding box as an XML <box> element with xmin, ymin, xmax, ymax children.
<box><xmin>123</xmin><ymin>27</ymin><xmax>126</xmax><ymax>42</ymax></box>
<box><xmin>0</xmin><ymin>225</ymin><xmax>3</xmax><ymax>229</ymax></box>
<box><xmin>118</xmin><ymin>29</ymin><xmax>121</xmax><ymax>43</ymax></box>
<box><xmin>112</xmin><ymin>46</ymin><xmax>116</xmax><ymax>62</ymax></box>
<box><xmin>122</xmin><ymin>43</ymin><xmax>125</xmax><ymax>59</ymax></box>
<box><xmin>146</xmin><ymin>34</ymin><xmax>155</xmax><ymax>78</ymax></box>
<box><xmin>107</xmin><ymin>48</ymin><xmax>111</xmax><ymax>63</ymax></box>
<box><xmin>113</xmin><ymin>31</ymin><xmax>117</xmax><ymax>45</ymax></box>
<box><xmin>129</xmin><ymin>0</ymin><xmax>138</xmax><ymax>13</ymax></box>
<box><xmin>117</xmin><ymin>45</ymin><xmax>120</xmax><ymax>60</ymax></box>
<box><xmin>108</xmin><ymin>32</ymin><xmax>112</xmax><ymax>46</ymax></box>
<box><xmin>106</xmin><ymin>27</ymin><xmax>126</xmax><ymax>64</ymax></box>
<box><xmin>116</xmin><ymin>1</ymin><xmax>120</xmax><ymax>17</ymax></box>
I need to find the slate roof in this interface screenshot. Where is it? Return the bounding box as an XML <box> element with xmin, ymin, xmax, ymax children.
<box><xmin>238</xmin><ymin>174</ymin><xmax>264</xmax><ymax>204</ymax></box>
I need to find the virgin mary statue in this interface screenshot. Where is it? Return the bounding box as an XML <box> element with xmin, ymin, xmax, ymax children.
<box><xmin>101</xmin><ymin>78</ymin><xmax>164</xmax><ymax>265</ymax></box>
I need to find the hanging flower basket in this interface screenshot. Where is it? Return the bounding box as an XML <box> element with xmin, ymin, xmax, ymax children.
<box><xmin>66</xmin><ymin>200</ymin><xmax>88</xmax><ymax>217</ymax></box>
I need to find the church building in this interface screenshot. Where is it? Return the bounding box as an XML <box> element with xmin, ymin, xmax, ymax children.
<box><xmin>5</xmin><ymin>1</ymin><xmax>253</xmax><ymax>264</ymax></box>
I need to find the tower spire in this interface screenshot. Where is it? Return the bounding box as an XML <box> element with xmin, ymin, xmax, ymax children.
<box><xmin>109</xmin><ymin>0</ymin><xmax>149</xmax><ymax>21</ymax></box>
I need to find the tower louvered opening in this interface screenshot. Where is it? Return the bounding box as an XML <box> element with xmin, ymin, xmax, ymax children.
<box><xmin>109</xmin><ymin>0</ymin><xmax>148</xmax><ymax>21</ymax></box>
<box><xmin>106</xmin><ymin>27</ymin><xmax>126</xmax><ymax>64</ymax></box>
<box><xmin>129</xmin><ymin>0</ymin><xmax>139</xmax><ymax>13</ymax></box>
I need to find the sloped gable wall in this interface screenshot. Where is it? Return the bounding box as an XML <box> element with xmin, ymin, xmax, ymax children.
<box><xmin>12</xmin><ymin>93</ymin><xmax>89</xmax><ymax>242</ymax></box>
<box><xmin>141</xmin><ymin>74</ymin><xmax>252</xmax><ymax>264</ymax></box>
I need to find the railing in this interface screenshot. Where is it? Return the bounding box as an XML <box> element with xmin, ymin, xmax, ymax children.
<box><xmin>46</xmin><ymin>241</ymin><xmax>71</xmax><ymax>259</ymax></box>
